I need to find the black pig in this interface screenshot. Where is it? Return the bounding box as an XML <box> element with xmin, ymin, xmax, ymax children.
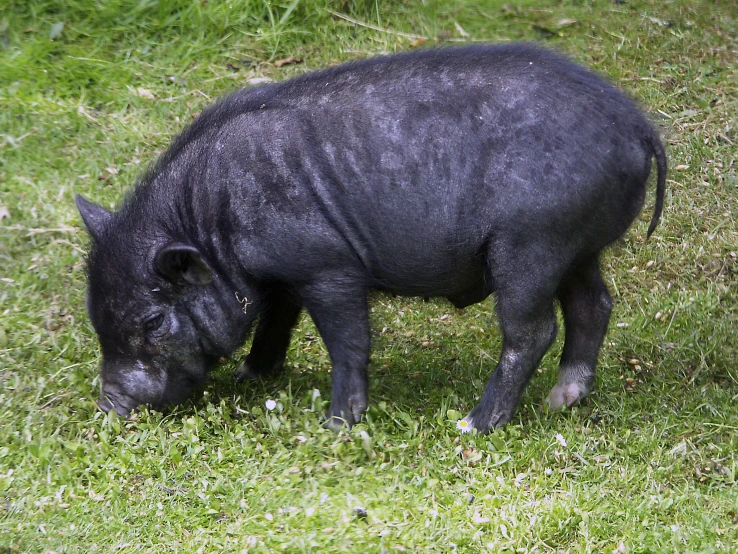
<box><xmin>77</xmin><ymin>44</ymin><xmax>666</xmax><ymax>432</ymax></box>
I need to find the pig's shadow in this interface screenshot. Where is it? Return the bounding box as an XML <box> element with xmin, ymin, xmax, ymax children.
<box><xmin>199</xmin><ymin>298</ymin><xmax>564</xmax><ymax>425</ymax></box>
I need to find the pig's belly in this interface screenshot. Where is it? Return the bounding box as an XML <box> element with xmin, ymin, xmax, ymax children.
<box><xmin>369</xmin><ymin>252</ymin><xmax>493</xmax><ymax>308</ymax></box>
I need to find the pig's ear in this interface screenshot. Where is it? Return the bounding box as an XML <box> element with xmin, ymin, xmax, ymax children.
<box><xmin>76</xmin><ymin>194</ymin><xmax>113</xmax><ymax>241</ymax></box>
<box><xmin>155</xmin><ymin>244</ymin><xmax>213</xmax><ymax>286</ymax></box>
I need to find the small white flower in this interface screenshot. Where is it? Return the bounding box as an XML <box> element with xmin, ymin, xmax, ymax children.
<box><xmin>555</xmin><ymin>433</ymin><xmax>567</xmax><ymax>448</ymax></box>
<box><xmin>265</xmin><ymin>399</ymin><xmax>277</xmax><ymax>411</ymax></box>
<box><xmin>265</xmin><ymin>513</ymin><xmax>273</xmax><ymax>521</ymax></box>
<box><xmin>545</xmin><ymin>467</ymin><xmax>553</xmax><ymax>475</ymax></box>
<box><xmin>456</xmin><ymin>418</ymin><xmax>472</xmax><ymax>434</ymax></box>
<box><xmin>472</xmin><ymin>512</ymin><xmax>490</xmax><ymax>524</ymax></box>
<box><xmin>305</xmin><ymin>507</ymin><xmax>315</xmax><ymax>517</ymax></box>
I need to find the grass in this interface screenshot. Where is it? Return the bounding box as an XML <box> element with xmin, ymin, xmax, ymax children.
<box><xmin>1</xmin><ymin>0</ymin><xmax>737</xmax><ymax>551</ymax></box>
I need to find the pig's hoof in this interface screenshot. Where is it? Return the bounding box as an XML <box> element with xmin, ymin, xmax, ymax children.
<box><xmin>324</xmin><ymin>415</ymin><xmax>351</xmax><ymax>432</ymax></box>
<box><xmin>235</xmin><ymin>358</ymin><xmax>285</xmax><ymax>382</ymax></box>
<box><xmin>348</xmin><ymin>393</ymin><xmax>368</xmax><ymax>423</ymax></box>
<box><xmin>545</xmin><ymin>383</ymin><xmax>587</xmax><ymax>411</ymax></box>
<box><xmin>324</xmin><ymin>394</ymin><xmax>367</xmax><ymax>431</ymax></box>
<box><xmin>234</xmin><ymin>361</ymin><xmax>260</xmax><ymax>382</ymax></box>
<box><xmin>462</xmin><ymin>406</ymin><xmax>511</xmax><ymax>434</ymax></box>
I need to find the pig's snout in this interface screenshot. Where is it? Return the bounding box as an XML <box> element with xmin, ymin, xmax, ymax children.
<box><xmin>97</xmin><ymin>361</ymin><xmax>166</xmax><ymax>417</ymax></box>
<box><xmin>97</xmin><ymin>385</ymin><xmax>140</xmax><ymax>417</ymax></box>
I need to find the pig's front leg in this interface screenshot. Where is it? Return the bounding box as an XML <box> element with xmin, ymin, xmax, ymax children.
<box><xmin>300</xmin><ymin>279</ymin><xmax>370</xmax><ymax>430</ymax></box>
<box><xmin>235</xmin><ymin>289</ymin><xmax>302</xmax><ymax>381</ymax></box>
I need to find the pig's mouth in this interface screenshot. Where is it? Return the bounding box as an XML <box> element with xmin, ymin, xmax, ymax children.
<box><xmin>97</xmin><ymin>370</ymin><xmax>206</xmax><ymax>417</ymax></box>
<box><xmin>97</xmin><ymin>391</ymin><xmax>140</xmax><ymax>417</ymax></box>
<box><xmin>97</xmin><ymin>390</ymin><xmax>175</xmax><ymax>417</ymax></box>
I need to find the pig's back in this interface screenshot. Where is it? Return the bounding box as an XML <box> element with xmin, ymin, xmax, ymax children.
<box><xmin>186</xmin><ymin>45</ymin><xmax>657</xmax><ymax>296</ymax></box>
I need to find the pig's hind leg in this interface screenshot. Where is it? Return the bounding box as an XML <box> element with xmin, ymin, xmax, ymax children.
<box><xmin>463</xmin><ymin>250</ymin><xmax>561</xmax><ymax>432</ymax></box>
<box><xmin>235</xmin><ymin>289</ymin><xmax>302</xmax><ymax>381</ymax></box>
<box><xmin>546</xmin><ymin>256</ymin><xmax>612</xmax><ymax>410</ymax></box>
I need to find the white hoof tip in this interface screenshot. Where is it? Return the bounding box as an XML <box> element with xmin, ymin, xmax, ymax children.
<box><xmin>235</xmin><ymin>362</ymin><xmax>259</xmax><ymax>382</ymax></box>
<box><xmin>545</xmin><ymin>383</ymin><xmax>586</xmax><ymax>411</ymax></box>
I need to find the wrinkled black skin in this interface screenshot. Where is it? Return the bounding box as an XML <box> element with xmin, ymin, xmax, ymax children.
<box><xmin>78</xmin><ymin>44</ymin><xmax>666</xmax><ymax>431</ymax></box>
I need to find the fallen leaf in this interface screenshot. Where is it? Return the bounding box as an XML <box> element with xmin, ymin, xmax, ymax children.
<box><xmin>0</xmin><ymin>206</ymin><xmax>9</xmax><ymax>221</ymax></box>
<box><xmin>454</xmin><ymin>22</ymin><xmax>469</xmax><ymax>37</ymax></box>
<box><xmin>136</xmin><ymin>87</ymin><xmax>155</xmax><ymax>99</ymax></box>
<box><xmin>49</xmin><ymin>22</ymin><xmax>64</xmax><ymax>40</ymax></box>
<box><xmin>648</xmin><ymin>16</ymin><xmax>670</xmax><ymax>27</ymax></box>
<box><xmin>248</xmin><ymin>77</ymin><xmax>274</xmax><ymax>86</ymax></box>
<box><xmin>556</xmin><ymin>18</ymin><xmax>577</xmax><ymax>28</ymax></box>
<box><xmin>676</xmin><ymin>109</ymin><xmax>698</xmax><ymax>120</ymax></box>
<box><xmin>274</xmin><ymin>56</ymin><xmax>303</xmax><ymax>68</ymax></box>
<box><xmin>409</xmin><ymin>37</ymin><xmax>427</xmax><ymax>47</ymax></box>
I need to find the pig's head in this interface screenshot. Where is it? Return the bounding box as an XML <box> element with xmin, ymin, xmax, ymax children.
<box><xmin>76</xmin><ymin>195</ymin><xmax>256</xmax><ymax>417</ymax></box>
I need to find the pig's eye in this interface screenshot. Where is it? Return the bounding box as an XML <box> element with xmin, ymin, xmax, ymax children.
<box><xmin>144</xmin><ymin>313</ymin><xmax>166</xmax><ymax>335</ymax></box>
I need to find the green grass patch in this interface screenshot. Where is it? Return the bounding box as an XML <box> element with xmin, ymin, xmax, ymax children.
<box><xmin>1</xmin><ymin>0</ymin><xmax>737</xmax><ymax>551</ymax></box>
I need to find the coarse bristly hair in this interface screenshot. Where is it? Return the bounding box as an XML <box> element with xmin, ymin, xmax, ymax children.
<box><xmin>79</xmin><ymin>43</ymin><xmax>667</xmax><ymax>431</ymax></box>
